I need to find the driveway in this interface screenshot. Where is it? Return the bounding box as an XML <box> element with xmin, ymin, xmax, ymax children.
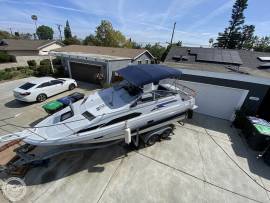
<box><xmin>0</xmin><ymin>77</ymin><xmax>99</xmax><ymax>137</ymax></box>
<box><xmin>0</xmin><ymin>78</ymin><xmax>270</xmax><ymax>203</ymax></box>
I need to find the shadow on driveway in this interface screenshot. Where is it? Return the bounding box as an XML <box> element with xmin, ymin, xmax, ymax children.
<box><xmin>186</xmin><ymin>113</ymin><xmax>270</xmax><ymax>180</ymax></box>
<box><xmin>4</xmin><ymin>99</ymin><xmax>34</xmax><ymax>109</ymax></box>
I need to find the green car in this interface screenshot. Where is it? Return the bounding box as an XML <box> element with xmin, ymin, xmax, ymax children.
<box><xmin>42</xmin><ymin>100</ymin><xmax>64</xmax><ymax>114</ymax></box>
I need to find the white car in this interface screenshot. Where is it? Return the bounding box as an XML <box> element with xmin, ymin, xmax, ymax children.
<box><xmin>13</xmin><ymin>77</ymin><xmax>77</xmax><ymax>102</ymax></box>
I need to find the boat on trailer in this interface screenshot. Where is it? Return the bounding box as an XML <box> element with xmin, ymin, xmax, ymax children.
<box><xmin>0</xmin><ymin>64</ymin><xmax>197</xmax><ymax>147</ymax></box>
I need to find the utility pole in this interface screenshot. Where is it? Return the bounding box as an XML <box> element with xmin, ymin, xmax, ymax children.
<box><xmin>170</xmin><ymin>22</ymin><xmax>176</xmax><ymax>46</ymax></box>
<box><xmin>56</xmin><ymin>24</ymin><xmax>63</xmax><ymax>41</ymax></box>
<box><xmin>9</xmin><ymin>28</ymin><xmax>13</xmax><ymax>35</ymax></box>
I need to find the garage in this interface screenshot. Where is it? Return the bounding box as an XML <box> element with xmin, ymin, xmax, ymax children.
<box><xmin>179</xmin><ymin>80</ymin><xmax>249</xmax><ymax>120</ymax></box>
<box><xmin>69</xmin><ymin>62</ymin><xmax>102</xmax><ymax>84</ymax></box>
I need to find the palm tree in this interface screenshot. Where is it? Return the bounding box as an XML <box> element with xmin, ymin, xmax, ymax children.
<box><xmin>209</xmin><ymin>38</ymin><xmax>214</xmax><ymax>47</ymax></box>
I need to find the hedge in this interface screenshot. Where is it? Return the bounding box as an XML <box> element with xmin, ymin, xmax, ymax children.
<box><xmin>40</xmin><ymin>59</ymin><xmax>51</xmax><ymax>65</ymax></box>
<box><xmin>27</xmin><ymin>60</ymin><xmax>37</xmax><ymax>67</ymax></box>
<box><xmin>0</xmin><ymin>52</ymin><xmax>16</xmax><ymax>63</ymax></box>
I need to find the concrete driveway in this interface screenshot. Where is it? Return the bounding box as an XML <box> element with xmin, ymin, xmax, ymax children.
<box><xmin>0</xmin><ymin>78</ymin><xmax>270</xmax><ymax>203</ymax></box>
<box><xmin>0</xmin><ymin>77</ymin><xmax>99</xmax><ymax>137</ymax></box>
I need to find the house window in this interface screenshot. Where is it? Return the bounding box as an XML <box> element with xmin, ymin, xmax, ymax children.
<box><xmin>145</xmin><ymin>59</ymin><xmax>149</xmax><ymax>64</ymax></box>
<box><xmin>137</xmin><ymin>60</ymin><xmax>142</xmax><ymax>64</ymax></box>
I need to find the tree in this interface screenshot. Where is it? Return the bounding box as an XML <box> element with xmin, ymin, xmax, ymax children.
<box><xmin>209</xmin><ymin>38</ymin><xmax>214</xmax><ymax>47</ymax></box>
<box><xmin>83</xmin><ymin>20</ymin><xmax>127</xmax><ymax>47</ymax></box>
<box><xmin>64</xmin><ymin>20</ymin><xmax>72</xmax><ymax>39</ymax></box>
<box><xmin>94</xmin><ymin>20</ymin><xmax>126</xmax><ymax>47</ymax></box>
<box><xmin>176</xmin><ymin>41</ymin><xmax>182</xmax><ymax>47</ymax></box>
<box><xmin>123</xmin><ymin>38</ymin><xmax>142</xmax><ymax>49</ymax></box>
<box><xmin>63</xmin><ymin>36</ymin><xmax>81</xmax><ymax>45</ymax></box>
<box><xmin>36</xmin><ymin>25</ymin><xmax>54</xmax><ymax>40</ymax></box>
<box><xmin>83</xmin><ymin>34</ymin><xmax>97</xmax><ymax>45</ymax></box>
<box><xmin>0</xmin><ymin>30</ymin><xmax>12</xmax><ymax>39</ymax></box>
<box><xmin>253</xmin><ymin>36</ymin><xmax>270</xmax><ymax>52</ymax></box>
<box><xmin>217</xmin><ymin>0</ymin><xmax>248</xmax><ymax>49</ymax></box>
<box><xmin>239</xmin><ymin>25</ymin><xmax>255</xmax><ymax>49</ymax></box>
<box><xmin>145</xmin><ymin>43</ymin><xmax>166</xmax><ymax>62</ymax></box>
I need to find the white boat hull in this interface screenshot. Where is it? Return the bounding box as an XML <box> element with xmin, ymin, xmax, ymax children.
<box><xmin>24</xmin><ymin>100</ymin><xmax>193</xmax><ymax>146</ymax></box>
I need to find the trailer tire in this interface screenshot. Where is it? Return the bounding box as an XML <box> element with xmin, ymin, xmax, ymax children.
<box><xmin>145</xmin><ymin>134</ymin><xmax>159</xmax><ymax>146</ymax></box>
<box><xmin>161</xmin><ymin>128</ymin><xmax>173</xmax><ymax>139</ymax></box>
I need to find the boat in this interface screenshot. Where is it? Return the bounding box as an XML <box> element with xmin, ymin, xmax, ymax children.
<box><xmin>0</xmin><ymin>64</ymin><xmax>197</xmax><ymax>146</ymax></box>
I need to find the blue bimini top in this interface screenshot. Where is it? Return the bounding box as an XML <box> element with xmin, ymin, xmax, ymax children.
<box><xmin>116</xmin><ymin>64</ymin><xmax>182</xmax><ymax>87</ymax></box>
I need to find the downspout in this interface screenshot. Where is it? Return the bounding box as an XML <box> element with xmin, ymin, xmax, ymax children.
<box><xmin>67</xmin><ymin>60</ymin><xmax>72</xmax><ymax>78</ymax></box>
<box><xmin>49</xmin><ymin>53</ymin><xmax>54</xmax><ymax>73</ymax></box>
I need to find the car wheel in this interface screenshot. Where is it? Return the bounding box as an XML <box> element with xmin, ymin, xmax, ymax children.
<box><xmin>69</xmin><ymin>83</ymin><xmax>76</xmax><ymax>90</ymax></box>
<box><xmin>36</xmin><ymin>94</ymin><xmax>47</xmax><ymax>102</ymax></box>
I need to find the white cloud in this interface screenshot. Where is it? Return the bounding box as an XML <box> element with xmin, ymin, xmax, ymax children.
<box><xmin>186</xmin><ymin>0</ymin><xmax>234</xmax><ymax>31</ymax></box>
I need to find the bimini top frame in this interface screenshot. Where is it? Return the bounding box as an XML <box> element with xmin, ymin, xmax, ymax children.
<box><xmin>116</xmin><ymin>64</ymin><xmax>182</xmax><ymax>87</ymax></box>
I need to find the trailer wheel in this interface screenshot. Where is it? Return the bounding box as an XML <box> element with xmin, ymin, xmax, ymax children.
<box><xmin>161</xmin><ymin>128</ymin><xmax>173</xmax><ymax>139</ymax></box>
<box><xmin>145</xmin><ymin>134</ymin><xmax>159</xmax><ymax>146</ymax></box>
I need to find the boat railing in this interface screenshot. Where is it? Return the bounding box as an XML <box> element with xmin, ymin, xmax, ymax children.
<box><xmin>160</xmin><ymin>79</ymin><xmax>196</xmax><ymax>98</ymax></box>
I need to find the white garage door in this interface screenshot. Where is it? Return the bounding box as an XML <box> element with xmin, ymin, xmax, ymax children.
<box><xmin>179</xmin><ymin>80</ymin><xmax>249</xmax><ymax>120</ymax></box>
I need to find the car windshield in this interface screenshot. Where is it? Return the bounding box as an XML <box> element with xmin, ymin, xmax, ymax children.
<box><xmin>19</xmin><ymin>82</ymin><xmax>36</xmax><ymax>90</ymax></box>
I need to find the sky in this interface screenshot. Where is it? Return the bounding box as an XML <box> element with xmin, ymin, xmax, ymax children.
<box><xmin>0</xmin><ymin>0</ymin><xmax>269</xmax><ymax>46</ymax></box>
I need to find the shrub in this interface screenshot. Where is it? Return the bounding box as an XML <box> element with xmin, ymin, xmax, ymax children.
<box><xmin>52</xmin><ymin>57</ymin><xmax>62</xmax><ymax>65</ymax></box>
<box><xmin>16</xmin><ymin>66</ymin><xmax>27</xmax><ymax>71</ymax></box>
<box><xmin>0</xmin><ymin>52</ymin><xmax>15</xmax><ymax>63</ymax></box>
<box><xmin>4</xmin><ymin>67</ymin><xmax>16</xmax><ymax>72</ymax></box>
<box><xmin>40</xmin><ymin>59</ymin><xmax>50</xmax><ymax>65</ymax></box>
<box><xmin>36</xmin><ymin>65</ymin><xmax>52</xmax><ymax>76</ymax></box>
<box><xmin>27</xmin><ymin>60</ymin><xmax>37</xmax><ymax>67</ymax></box>
<box><xmin>29</xmin><ymin>65</ymin><xmax>37</xmax><ymax>71</ymax></box>
<box><xmin>0</xmin><ymin>52</ymin><xmax>11</xmax><ymax>63</ymax></box>
<box><xmin>0</xmin><ymin>70</ymin><xmax>13</xmax><ymax>80</ymax></box>
<box><xmin>52</xmin><ymin>65</ymin><xmax>65</xmax><ymax>77</ymax></box>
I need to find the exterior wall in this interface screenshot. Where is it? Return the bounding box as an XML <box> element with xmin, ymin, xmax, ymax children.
<box><xmin>7</xmin><ymin>50</ymin><xmax>39</xmax><ymax>56</ymax></box>
<box><xmin>58</xmin><ymin>51</ymin><xmax>154</xmax><ymax>84</ymax></box>
<box><xmin>108</xmin><ymin>60</ymin><xmax>132</xmax><ymax>83</ymax></box>
<box><xmin>39</xmin><ymin>43</ymin><xmax>63</xmax><ymax>55</ymax></box>
<box><xmin>133</xmin><ymin>52</ymin><xmax>153</xmax><ymax>64</ymax></box>
<box><xmin>0</xmin><ymin>55</ymin><xmax>53</xmax><ymax>70</ymax></box>
<box><xmin>181</xmin><ymin>73</ymin><xmax>270</xmax><ymax>114</ymax></box>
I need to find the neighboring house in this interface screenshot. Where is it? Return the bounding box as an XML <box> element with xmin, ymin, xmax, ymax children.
<box><xmin>164</xmin><ymin>47</ymin><xmax>270</xmax><ymax>121</ymax></box>
<box><xmin>51</xmin><ymin>45</ymin><xmax>155</xmax><ymax>84</ymax></box>
<box><xmin>0</xmin><ymin>39</ymin><xmax>64</xmax><ymax>56</ymax></box>
<box><xmin>0</xmin><ymin>39</ymin><xmax>64</xmax><ymax>69</ymax></box>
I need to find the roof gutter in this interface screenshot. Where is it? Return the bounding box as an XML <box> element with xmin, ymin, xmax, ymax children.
<box><xmin>134</xmin><ymin>50</ymin><xmax>156</xmax><ymax>60</ymax></box>
<box><xmin>37</xmin><ymin>41</ymin><xmax>64</xmax><ymax>50</ymax></box>
<box><xmin>49</xmin><ymin>51</ymin><xmax>132</xmax><ymax>62</ymax></box>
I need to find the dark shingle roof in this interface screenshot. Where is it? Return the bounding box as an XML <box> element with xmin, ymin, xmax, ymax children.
<box><xmin>165</xmin><ymin>47</ymin><xmax>270</xmax><ymax>78</ymax></box>
<box><xmin>0</xmin><ymin>39</ymin><xmax>59</xmax><ymax>51</ymax></box>
<box><xmin>53</xmin><ymin>45</ymin><xmax>153</xmax><ymax>59</ymax></box>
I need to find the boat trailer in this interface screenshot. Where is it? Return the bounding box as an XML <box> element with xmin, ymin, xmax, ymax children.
<box><xmin>0</xmin><ymin>113</ymin><xmax>189</xmax><ymax>175</ymax></box>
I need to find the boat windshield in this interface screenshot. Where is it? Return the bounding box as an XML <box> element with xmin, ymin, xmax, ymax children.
<box><xmin>97</xmin><ymin>82</ymin><xmax>140</xmax><ymax>109</ymax></box>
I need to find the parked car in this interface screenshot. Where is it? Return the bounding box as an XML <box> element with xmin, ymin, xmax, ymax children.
<box><xmin>13</xmin><ymin>77</ymin><xmax>77</xmax><ymax>102</ymax></box>
<box><xmin>42</xmin><ymin>92</ymin><xmax>85</xmax><ymax>114</ymax></box>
